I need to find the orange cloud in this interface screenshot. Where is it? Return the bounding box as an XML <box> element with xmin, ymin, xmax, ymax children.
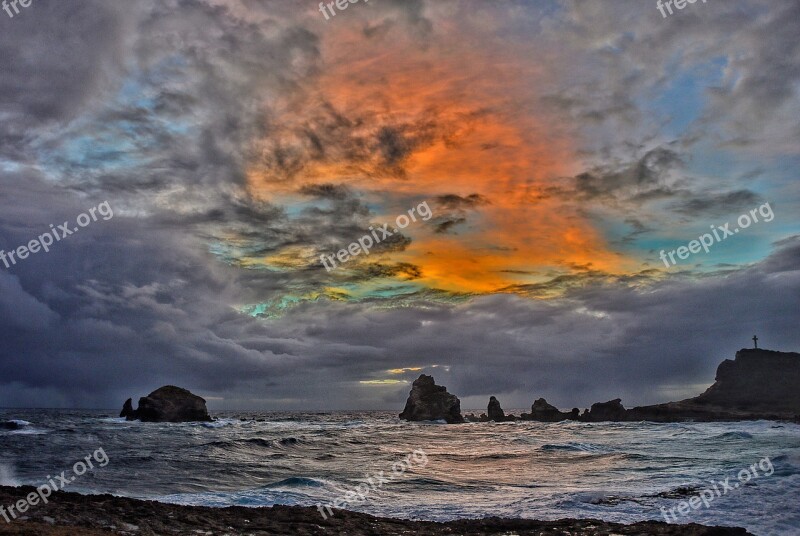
<box><xmin>245</xmin><ymin>18</ymin><xmax>633</xmax><ymax>295</ymax></box>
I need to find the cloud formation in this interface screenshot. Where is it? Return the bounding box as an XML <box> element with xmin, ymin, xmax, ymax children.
<box><xmin>0</xmin><ymin>0</ymin><xmax>797</xmax><ymax>410</ymax></box>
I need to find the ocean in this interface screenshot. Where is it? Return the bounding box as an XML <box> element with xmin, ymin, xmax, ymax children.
<box><xmin>1</xmin><ymin>409</ymin><xmax>799</xmax><ymax>535</ymax></box>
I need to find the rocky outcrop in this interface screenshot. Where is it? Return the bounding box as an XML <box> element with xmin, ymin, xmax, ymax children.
<box><xmin>694</xmin><ymin>349</ymin><xmax>800</xmax><ymax>412</ymax></box>
<box><xmin>521</xmin><ymin>348</ymin><xmax>800</xmax><ymax>423</ymax></box>
<box><xmin>626</xmin><ymin>348</ymin><xmax>800</xmax><ymax>422</ymax></box>
<box><xmin>121</xmin><ymin>386</ymin><xmax>212</xmax><ymax>423</ymax></box>
<box><xmin>585</xmin><ymin>398</ymin><xmax>627</xmax><ymax>421</ymax></box>
<box><xmin>119</xmin><ymin>398</ymin><xmax>135</xmax><ymax>419</ymax></box>
<box><xmin>399</xmin><ymin>375</ymin><xmax>464</xmax><ymax>424</ymax></box>
<box><xmin>0</xmin><ymin>421</ymin><xmax>20</xmax><ymax>430</ymax></box>
<box><xmin>407</xmin><ymin>348</ymin><xmax>800</xmax><ymax>425</ymax></box>
<box><xmin>487</xmin><ymin>396</ymin><xmax>505</xmax><ymax>421</ymax></box>
<box><xmin>520</xmin><ymin>398</ymin><xmax>579</xmax><ymax>422</ymax></box>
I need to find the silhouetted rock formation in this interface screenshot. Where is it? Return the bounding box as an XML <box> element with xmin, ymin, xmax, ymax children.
<box><xmin>520</xmin><ymin>398</ymin><xmax>579</xmax><ymax>422</ymax></box>
<box><xmin>403</xmin><ymin>348</ymin><xmax>800</xmax><ymax>425</ymax></box>
<box><xmin>121</xmin><ymin>386</ymin><xmax>212</xmax><ymax>423</ymax></box>
<box><xmin>625</xmin><ymin>348</ymin><xmax>800</xmax><ymax>422</ymax></box>
<box><xmin>119</xmin><ymin>398</ymin><xmax>135</xmax><ymax>419</ymax></box>
<box><xmin>695</xmin><ymin>349</ymin><xmax>800</xmax><ymax>412</ymax></box>
<box><xmin>399</xmin><ymin>375</ymin><xmax>464</xmax><ymax>423</ymax></box>
<box><xmin>0</xmin><ymin>421</ymin><xmax>20</xmax><ymax>430</ymax></box>
<box><xmin>585</xmin><ymin>399</ymin><xmax>627</xmax><ymax>421</ymax></box>
<box><xmin>487</xmin><ymin>396</ymin><xmax>505</xmax><ymax>421</ymax></box>
<box><xmin>520</xmin><ymin>348</ymin><xmax>800</xmax><ymax>423</ymax></box>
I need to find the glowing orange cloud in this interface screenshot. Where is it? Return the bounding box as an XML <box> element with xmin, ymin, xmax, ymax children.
<box><xmin>245</xmin><ymin>17</ymin><xmax>634</xmax><ymax>295</ymax></box>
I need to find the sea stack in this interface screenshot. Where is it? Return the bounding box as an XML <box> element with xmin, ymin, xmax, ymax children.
<box><xmin>120</xmin><ymin>398</ymin><xmax>135</xmax><ymax>419</ymax></box>
<box><xmin>521</xmin><ymin>398</ymin><xmax>579</xmax><ymax>422</ymax></box>
<box><xmin>399</xmin><ymin>375</ymin><xmax>464</xmax><ymax>424</ymax></box>
<box><xmin>487</xmin><ymin>396</ymin><xmax>506</xmax><ymax>421</ymax></box>
<box><xmin>121</xmin><ymin>386</ymin><xmax>212</xmax><ymax>423</ymax></box>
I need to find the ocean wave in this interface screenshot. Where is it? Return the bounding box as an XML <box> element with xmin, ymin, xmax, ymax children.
<box><xmin>437</xmin><ymin>452</ymin><xmax>526</xmax><ymax>461</ymax></box>
<box><xmin>201</xmin><ymin>436</ymin><xmax>307</xmax><ymax>452</ymax></box>
<box><xmin>711</xmin><ymin>431</ymin><xmax>754</xmax><ymax>440</ymax></box>
<box><xmin>197</xmin><ymin>419</ymin><xmax>240</xmax><ymax>428</ymax></box>
<box><xmin>1</xmin><ymin>419</ymin><xmax>31</xmax><ymax>430</ymax></box>
<box><xmin>539</xmin><ymin>442</ymin><xmax>612</xmax><ymax>453</ymax></box>
<box><xmin>266</xmin><ymin>476</ymin><xmax>329</xmax><ymax>489</ymax></box>
<box><xmin>1</xmin><ymin>420</ymin><xmax>49</xmax><ymax>435</ymax></box>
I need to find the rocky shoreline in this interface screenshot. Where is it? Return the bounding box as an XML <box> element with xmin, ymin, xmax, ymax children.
<box><xmin>0</xmin><ymin>486</ymin><xmax>753</xmax><ymax>535</ymax></box>
<box><xmin>401</xmin><ymin>348</ymin><xmax>800</xmax><ymax>424</ymax></box>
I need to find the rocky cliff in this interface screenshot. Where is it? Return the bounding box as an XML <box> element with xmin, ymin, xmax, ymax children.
<box><xmin>523</xmin><ymin>348</ymin><xmax>800</xmax><ymax>423</ymax></box>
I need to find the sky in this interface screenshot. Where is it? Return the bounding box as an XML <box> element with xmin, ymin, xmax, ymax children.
<box><xmin>0</xmin><ymin>0</ymin><xmax>798</xmax><ymax>411</ymax></box>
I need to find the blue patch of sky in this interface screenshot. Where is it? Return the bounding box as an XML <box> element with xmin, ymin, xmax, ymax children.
<box><xmin>648</xmin><ymin>56</ymin><xmax>727</xmax><ymax>139</ymax></box>
<box><xmin>36</xmin><ymin>54</ymin><xmax>194</xmax><ymax>179</ymax></box>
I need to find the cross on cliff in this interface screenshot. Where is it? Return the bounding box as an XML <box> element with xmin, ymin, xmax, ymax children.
<box><xmin>752</xmin><ymin>335</ymin><xmax>758</xmax><ymax>349</ymax></box>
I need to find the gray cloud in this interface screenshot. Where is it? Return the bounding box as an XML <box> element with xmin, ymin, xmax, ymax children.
<box><xmin>0</xmin><ymin>0</ymin><xmax>797</xmax><ymax>414</ymax></box>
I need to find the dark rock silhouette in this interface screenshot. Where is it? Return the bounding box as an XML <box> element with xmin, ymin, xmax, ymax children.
<box><xmin>119</xmin><ymin>398</ymin><xmax>135</xmax><ymax>419</ymax></box>
<box><xmin>520</xmin><ymin>398</ymin><xmax>579</xmax><ymax>422</ymax></box>
<box><xmin>402</xmin><ymin>349</ymin><xmax>800</xmax><ymax>425</ymax></box>
<box><xmin>585</xmin><ymin>399</ymin><xmax>627</xmax><ymax>421</ymax></box>
<box><xmin>694</xmin><ymin>349</ymin><xmax>800</xmax><ymax>412</ymax></box>
<box><xmin>625</xmin><ymin>348</ymin><xmax>800</xmax><ymax>422</ymax></box>
<box><xmin>121</xmin><ymin>386</ymin><xmax>212</xmax><ymax>423</ymax></box>
<box><xmin>399</xmin><ymin>375</ymin><xmax>464</xmax><ymax>423</ymax></box>
<box><xmin>487</xmin><ymin>396</ymin><xmax>505</xmax><ymax>421</ymax></box>
<box><xmin>0</xmin><ymin>421</ymin><xmax>20</xmax><ymax>430</ymax></box>
<box><xmin>519</xmin><ymin>348</ymin><xmax>800</xmax><ymax>423</ymax></box>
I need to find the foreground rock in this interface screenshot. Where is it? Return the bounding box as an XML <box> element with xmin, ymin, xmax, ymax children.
<box><xmin>120</xmin><ymin>386</ymin><xmax>212</xmax><ymax>423</ymax></box>
<box><xmin>399</xmin><ymin>375</ymin><xmax>464</xmax><ymax>423</ymax></box>
<box><xmin>0</xmin><ymin>485</ymin><xmax>754</xmax><ymax>536</ymax></box>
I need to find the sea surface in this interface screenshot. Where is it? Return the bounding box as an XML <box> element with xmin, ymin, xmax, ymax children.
<box><xmin>1</xmin><ymin>409</ymin><xmax>799</xmax><ymax>536</ymax></box>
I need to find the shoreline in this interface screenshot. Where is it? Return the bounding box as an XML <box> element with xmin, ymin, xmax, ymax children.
<box><xmin>0</xmin><ymin>486</ymin><xmax>754</xmax><ymax>536</ymax></box>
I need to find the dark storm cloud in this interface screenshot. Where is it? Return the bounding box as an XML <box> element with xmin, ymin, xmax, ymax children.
<box><xmin>0</xmin><ymin>169</ymin><xmax>797</xmax><ymax>410</ymax></box>
<box><xmin>255</xmin><ymin>235</ymin><xmax>800</xmax><ymax>410</ymax></box>
<box><xmin>0</xmin><ymin>0</ymin><xmax>797</xmax><ymax>413</ymax></box>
